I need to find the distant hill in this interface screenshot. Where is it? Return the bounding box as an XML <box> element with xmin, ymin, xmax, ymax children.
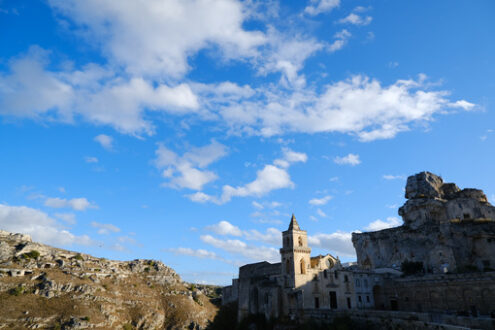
<box><xmin>0</xmin><ymin>230</ymin><xmax>218</xmax><ymax>329</ymax></box>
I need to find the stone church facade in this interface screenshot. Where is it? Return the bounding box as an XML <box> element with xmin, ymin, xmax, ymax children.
<box><xmin>223</xmin><ymin>215</ymin><xmax>378</xmax><ymax>320</ymax></box>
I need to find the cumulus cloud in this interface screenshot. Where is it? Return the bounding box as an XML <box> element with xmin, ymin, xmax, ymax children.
<box><xmin>167</xmin><ymin>247</ymin><xmax>222</xmax><ymax>261</ymax></box>
<box><xmin>316</xmin><ymin>208</ymin><xmax>327</xmax><ymax>217</ymax></box>
<box><xmin>0</xmin><ymin>50</ymin><xmax>200</xmax><ymax>135</ymax></box>
<box><xmin>328</xmin><ymin>29</ymin><xmax>351</xmax><ymax>52</ymax></box>
<box><xmin>364</xmin><ymin>217</ymin><xmax>402</xmax><ymax>231</ymax></box>
<box><xmin>0</xmin><ymin>204</ymin><xmax>93</xmax><ymax>246</ymax></box>
<box><xmin>383</xmin><ymin>174</ymin><xmax>405</xmax><ymax>180</ymax></box>
<box><xmin>188</xmin><ymin>148</ymin><xmax>305</xmax><ymax>204</ymax></box>
<box><xmin>202</xmin><ymin>74</ymin><xmax>472</xmax><ymax>141</ymax></box>
<box><xmin>304</xmin><ymin>0</ymin><xmax>340</xmax><ymax>16</ymax></box>
<box><xmin>94</xmin><ymin>134</ymin><xmax>113</xmax><ymax>150</ymax></box>
<box><xmin>54</xmin><ymin>212</ymin><xmax>76</xmax><ymax>225</ymax></box>
<box><xmin>44</xmin><ymin>197</ymin><xmax>96</xmax><ymax>211</ymax></box>
<box><xmin>309</xmin><ymin>195</ymin><xmax>333</xmax><ymax>205</ymax></box>
<box><xmin>308</xmin><ymin>231</ymin><xmax>355</xmax><ymax>257</ymax></box>
<box><xmin>205</xmin><ymin>220</ymin><xmax>242</xmax><ymax>236</ymax></box>
<box><xmin>334</xmin><ymin>153</ymin><xmax>361</xmax><ymax>166</ymax></box>
<box><xmin>155</xmin><ymin>141</ymin><xmax>227</xmax><ymax>191</ymax></box>
<box><xmin>337</xmin><ymin>13</ymin><xmax>372</xmax><ymax>26</ymax></box>
<box><xmin>91</xmin><ymin>221</ymin><xmax>121</xmax><ymax>235</ymax></box>
<box><xmin>201</xmin><ymin>234</ymin><xmax>279</xmax><ymax>262</ymax></box>
<box><xmin>48</xmin><ymin>0</ymin><xmax>266</xmax><ymax>79</ymax></box>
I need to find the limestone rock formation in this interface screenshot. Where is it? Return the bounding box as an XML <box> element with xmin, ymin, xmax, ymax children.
<box><xmin>352</xmin><ymin>171</ymin><xmax>495</xmax><ymax>274</ymax></box>
<box><xmin>0</xmin><ymin>230</ymin><xmax>218</xmax><ymax>329</ymax></box>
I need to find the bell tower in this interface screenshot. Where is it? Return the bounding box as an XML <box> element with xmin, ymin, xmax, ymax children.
<box><xmin>280</xmin><ymin>214</ymin><xmax>311</xmax><ymax>287</ymax></box>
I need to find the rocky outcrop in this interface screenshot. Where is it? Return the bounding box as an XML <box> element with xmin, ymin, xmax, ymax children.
<box><xmin>0</xmin><ymin>231</ymin><xmax>218</xmax><ymax>329</ymax></box>
<box><xmin>352</xmin><ymin>172</ymin><xmax>495</xmax><ymax>273</ymax></box>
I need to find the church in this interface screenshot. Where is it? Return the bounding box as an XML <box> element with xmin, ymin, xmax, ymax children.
<box><xmin>222</xmin><ymin>214</ymin><xmax>377</xmax><ymax>320</ymax></box>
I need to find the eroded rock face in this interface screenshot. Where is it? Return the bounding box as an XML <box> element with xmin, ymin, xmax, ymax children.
<box><xmin>0</xmin><ymin>231</ymin><xmax>218</xmax><ymax>329</ymax></box>
<box><xmin>353</xmin><ymin>171</ymin><xmax>495</xmax><ymax>274</ymax></box>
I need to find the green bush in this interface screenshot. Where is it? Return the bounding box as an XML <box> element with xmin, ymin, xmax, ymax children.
<box><xmin>74</xmin><ymin>254</ymin><xmax>84</xmax><ymax>261</ymax></box>
<box><xmin>9</xmin><ymin>286</ymin><xmax>25</xmax><ymax>296</ymax></box>
<box><xmin>122</xmin><ymin>324</ymin><xmax>133</xmax><ymax>330</ymax></box>
<box><xmin>82</xmin><ymin>316</ymin><xmax>90</xmax><ymax>321</ymax></box>
<box><xmin>21</xmin><ymin>250</ymin><xmax>40</xmax><ymax>260</ymax></box>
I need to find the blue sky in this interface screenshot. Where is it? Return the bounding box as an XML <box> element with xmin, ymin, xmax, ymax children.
<box><xmin>1</xmin><ymin>0</ymin><xmax>494</xmax><ymax>285</ymax></box>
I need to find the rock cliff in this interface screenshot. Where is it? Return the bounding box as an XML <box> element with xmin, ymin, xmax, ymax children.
<box><xmin>0</xmin><ymin>230</ymin><xmax>218</xmax><ymax>329</ymax></box>
<box><xmin>352</xmin><ymin>172</ymin><xmax>495</xmax><ymax>273</ymax></box>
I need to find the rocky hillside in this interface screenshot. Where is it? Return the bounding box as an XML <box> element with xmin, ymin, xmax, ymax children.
<box><xmin>0</xmin><ymin>230</ymin><xmax>218</xmax><ymax>329</ymax></box>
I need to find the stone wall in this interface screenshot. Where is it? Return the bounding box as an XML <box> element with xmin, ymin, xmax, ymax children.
<box><xmin>372</xmin><ymin>272</ymin><xmax>495</xmax><ymax>317</ymax></box>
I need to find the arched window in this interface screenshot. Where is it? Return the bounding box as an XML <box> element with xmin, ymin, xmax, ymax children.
<box><xmin>286</xmin><ymin>258</ymin><xmax>290</xmax><ymax>273</ymax></box>
<box><xmin>285</xmin><ymin>237</ymin><xmax>289</xmax><ymax>247</ymax></box>
<box><xmin>298</xmin><ymin>236</ymin><xmax>303</xmax><ymax>247</ymax></box>
<box><xmin>300</xmin><ymin>258</ymin><xmax>306</xmax><ymax>274</ymax></box>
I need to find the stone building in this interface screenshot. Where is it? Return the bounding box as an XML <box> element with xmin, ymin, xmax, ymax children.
<box><xmin>223</xmin><ymin>215</ymin><xmax>379</xmax><ymax>320</ymax></box>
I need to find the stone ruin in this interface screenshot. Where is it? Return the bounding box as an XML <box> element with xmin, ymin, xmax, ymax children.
<box><xmin>352</xmin><ymin>171</ymin><xmax>495</xmax><ymax>273</ymax></box>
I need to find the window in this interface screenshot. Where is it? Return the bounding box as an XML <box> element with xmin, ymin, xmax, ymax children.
<box><xmin>330</xmin><ymin>291</ymin><xmax>338</xmax><ymax>309</ymax></box>
<box><xmin>347</xmin><ymin>297</ymin><xmax>351</xmax><ymax>309</ymax></box>
<box><xmin>364</xmin><ymin>279</ymin><xmax>368</xmax><ymax>288</ymax></box>
<box><xmin>300</xmin><ymin>259</ymin><xmax>306</xmax><ymax>274</ymax></box>
<box><xmin>285</xmin><ymin>237</ymin><xmax>289</xmax><ymax>246</ymax></box>
<box><xmin>298</xmin><ymin>236</ymin><xmax>303</xmax><ymax>247</ymax></box>
<box><xmin>463</xmin><ymin>213</ymin><xmax>471</xmax><ymax>220</ymax></box>
<box><xmin>366</xmin><ymin>296</ymin><xmax>370</xmax><ymax>303</ymax></box>
<box><xmin>355</xmin><ymin>279</ymin><xmax>361</xmax><ymax>287</ymax></box>
<box><xmin>358</xmin><ymin>296</ymin><xmax>362</xmax><ymax>303</ymax></box>
<box><xmin>314</xmin><ymin>297</ymin><xmax>320</xmax><ymax>309</ymax></box>
<box><xmin>286</xmin><ymin>259</ymin><xmax>290</xmax><ymax>273</ymax></box>
<box><xmin>324</xmin><ymin>270</ymin><xmax>328</xmax><ymax>278</ymax></box>
<box><xmin>344</xmin><ymin>275</ymin><xmax>349</xmax><ymax>283</ymax></box>
<box><xmin>334</xmin><ymin>271</ymin><xmax>339</xmax><ymax>279</ymax></box>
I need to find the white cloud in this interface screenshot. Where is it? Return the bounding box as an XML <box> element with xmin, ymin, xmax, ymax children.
<box><xmin>334</xmin><ymin>153</ymin><xmax>360</xmax><ymax>166</ymax></box>
<box><xmin>243</xmin><ymin>227</ymin><xmax>281</xmax><ymax>246</ymax></box>
<box><xmin>85</xmin><ymin>156</ymin><xmax>98</xmax><ymax>163</ymax></box>
<box><xmin>201</xmin><ymin>234</ymin><xmax>279</xmax><ymax>262</ymax></box>
<box><xmin>252</xmin><ymin>201</ymin><xmax>264</xmax><ymax>209</ymax></box>
<box><xmin>155</xmin><ymin>141</ymin><xmax>227</xmax><ymax>191</ymax></box>
<box><xmin>94</xmin><ymin>134</ymin><xmax>113</xmax><ymax>150</ymax></box>
<box><xmin>54</xmin><ymin>212</ymin><xmax>76</xmax><ymax>225</ymax></box>
<box><xmin>48</xmin><ymin>0</ymin><xmax>266</xmax><ymax>79</ymax></box>
<box><xmin>167</xmin><ymin>247</ymin><xmax>222</xmax><ymax>261</ymax></box>
<box><xmin>91</xmin><ymin>221</ymin><xmax>121</xmax><ymax>235</ymax></box>
<box><xmin>0</xmin><ymin>204</ymin><xmax>93</xmax><ymax>246</ymax></box>
<box><xmin>383</xmin><ymin>174</ymin><xmax>405</xmax><ymax>180</ymax></box>
<box><xmin>44</xmin><ymin>197</ymin><xmax>96</xmax><ymax>211</ymax></box>
<box><xmin>0</xmin><ymin>50</ymin><xmax>200</xmax><ymax>135</ymax></box>
<box><xmin>337</xmin><ymin>13</ymin><xmax>372</xmax><ymax>26</ymax></box>
<box><xmin>205</xmin><ymin>74</ymin><xmax>470</xmax><ymax>141</ymax></box>
<box><xmin>316</xmin><ymin>208</ymin><xmax>327</xmax><ymax>217</ymax></box>
<box><xmin>364</xmin><ymin>217</ymin><xmax>402</xmax><ymax>231</ymax></box>
<box><xmin>304</xmin><ymin>0</ymin><xmax>340</xmax><ymax>16</ymax></box>
<box><xmin>309</xmin><ymin>195</ymin><xmax>333</xmax><ymax>205</ymax></box>
<box><xmin>189</xmin><ymin>148</ymin><xmax>305</xmax><ymax>204</ymax></box>
<box><xmin>328</xmin><ymin>29</ymin><xmax>351</xmax><ymax>52</ymax></box>
<box><xmin>273</xmin><ymin>148</ymin><xmax>308</xmax><ymax>168</ymax></box>
<box><xmin>449</xmin><ymin>100</ymin><xmax>475</xmax><ymax>111</ymax></box>
<box><xmin>308</xmin><ymin>231</ymin><xmax>355</xmax><ymax>257</ymax></box>
<box><xmin>205</xmin><ymin>221</ymin><xmax>242</xmax><ymax>237</ymax></box>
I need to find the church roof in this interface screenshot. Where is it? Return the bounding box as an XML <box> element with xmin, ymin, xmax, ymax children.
<box><xmin>288</xmin><ymin>214</ymin><xmax>300</xmax><ymax>230</ymax></box>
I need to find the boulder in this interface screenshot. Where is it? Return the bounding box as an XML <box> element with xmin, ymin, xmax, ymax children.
<box><xmin>405</xmin><ymin>171</ymin><xmax>444</xmax><ymax>199</ymax></box>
